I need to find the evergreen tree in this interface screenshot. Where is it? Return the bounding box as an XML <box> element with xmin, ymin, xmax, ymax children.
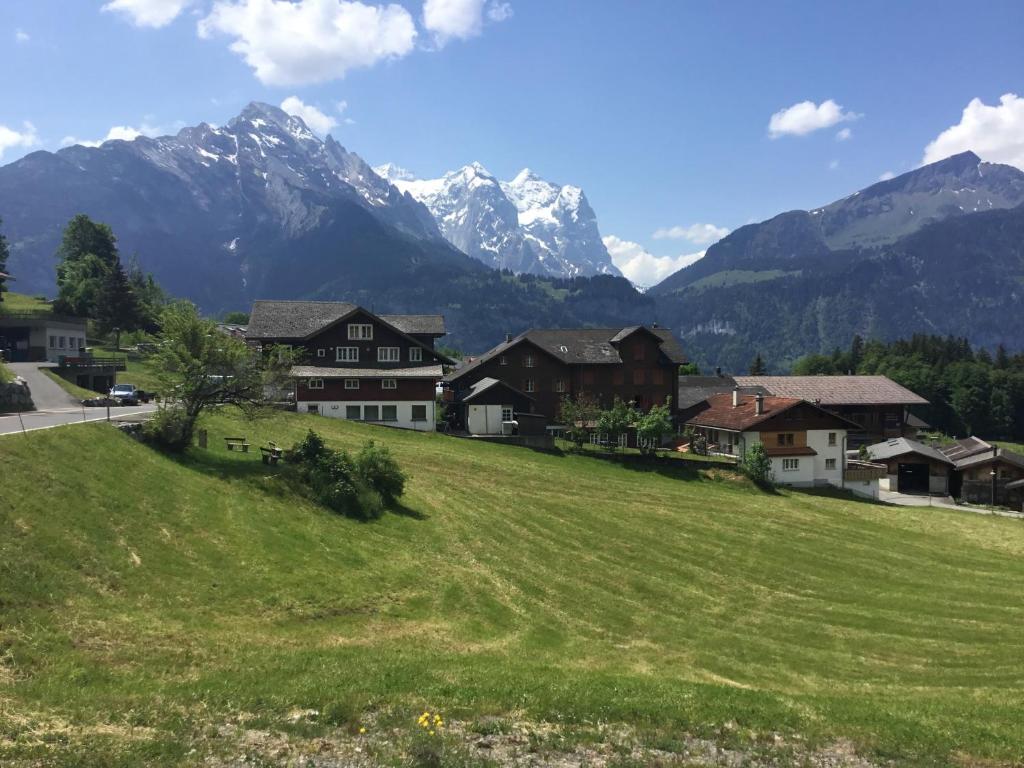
<box><xmin>95</xmin><ymin>258</ymin><xmax>142</xmax><ymax>350</ymax></box>
<box><xmin>995</xmin><ymin>344</ymin><xmax>1010</xmax><ymax>370</ymax></box>
<box><xmin>0</xmin><ymin>217</ymin><xmax>9</xmax><ymax>303</ymax></box>
<box><xmin>748</xmin><ymin>352</ymin><xmax>767</xmax><ymax>376</ymax></box>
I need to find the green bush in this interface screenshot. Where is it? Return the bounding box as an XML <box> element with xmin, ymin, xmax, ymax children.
<box><xmin>740</xmin><ymin>442</ymin><xmax>774</xmax><ymax>485</ymax></box>
<box><xmin>143</xmin><ymin>406</ymin><xmax>194</xmax><ymax>451</ymax></box>
<box><xmin>286</xmin><ymin>431</ymin><xmax>401</xmax><ymax>520</ymax></box>
<box><xmin>355</xmin><ymin>440</ymin><xmax>406</xmax><ymax>504</ymax></box>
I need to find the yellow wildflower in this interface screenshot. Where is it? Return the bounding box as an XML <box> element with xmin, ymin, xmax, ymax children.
<box><xmin>359</xmin><ymin>727</ymin><xmax>366</xmax><ymax>734</ymax></box>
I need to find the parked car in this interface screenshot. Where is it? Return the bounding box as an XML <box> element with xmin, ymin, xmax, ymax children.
<box><xmin>108</xmin><ymin>383</ymin><xmax>151</xmax><ymax>405</ymax></box>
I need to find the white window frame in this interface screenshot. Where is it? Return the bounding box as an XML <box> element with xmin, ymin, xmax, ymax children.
<box><xmin>828</xmin><ymin>432</ymin><xmax>837</xmax><ymax>446</ymax></box>
<box><xmin>317</xmin><ymin>348</ymin><xmax>326</xmax><ymax>358</ymax></box>
<box><xmin>409</xmin><ymin>347</ymin><xmax>422</xmax><ymax>362</ymax></box>
<box><xmin>377</xmin><ymin>346</ymin><xmax>400</xmax><ymax>363</ymax></box>
<box><xmin>524</xmin><ymin>378</ymin><xmax>535</xmax><ymax>393</ymax></box>
<box><xmin>348</xmin><ymin>323</ymin><xmax>373</xmax><ymax>340</ymax></box>
<box><xmin>336</xmin><ymin>346</ymin><xmax>359</xmax><ymax>362</ymax></box>
<box><xmin>825</xmin><ymin>458</ymin><xmax>837</xmax><ymax>470</ymax></box>
<box><xmin>344</xmin><ymin>379</ymin><xmax>360</xmax><ymax>390</ymax></box>
<box><xmin>307</xmin><ymin>378</ymin><xmax>325</xmax><ymax>390</ymax></box>
<box><xmin>782</xmin><ymin>458</ymin><xmax>800</xmax><ymax>472</ymax></box>
<box><xmin>524</xmin><ymin>354</ymin><xmax>535</xmax><ymax>368</ymax></box>
<box><xmin>555</xmin><ymin>379</ymin><xmax>566</xmax><ymax>393</ymax></box>
<box><xmin>382</xmin><ymin>378</ymin><xmax>397</xmax><ymax>390</ymax></box>
<box><xmin>501</xmin><ymin>406</ymin><xmax>513</xmax><ymax>422</ymax></box>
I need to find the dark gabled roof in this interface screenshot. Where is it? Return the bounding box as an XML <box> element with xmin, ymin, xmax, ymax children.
<box><xmin>247</xmin><ymin>300</ymin><xmax>358</xmax><ymax>340</ymax></box>
<box><xmin>677</xmin><ymin>375</ymin><xmax>768</xmax><ymax>411</ymax></box>
<box><xmin>685</xmin><ymin>393</ymin><xmax>862</xmax><ymax>432</ymax></box>
<box><xmin>379</xmin><ymin>314</ymin><xmax>446</xmax><ymax>336</ymax></box>
<box><xmin>461</xmin><ymin>376</ymin><xmax>534</xmax><ymax>403</ymax></box>
<box><xmin>954</xmin><ymin>447</ymin><xmax>1024</xmax><ymax>471</ymax></box>
<box><xmin>246</xmin><ymin>300</ymin><xmax>446</xmax><ymax>341</ymax></box>
<box><xmin>732</xmin><ymin>375</ymin><xmax>929</xmax><ymax>406</ymax></box>
<box><xmin>448</xmin><ymin>325</ymin><xmax>686</xmax><ymax>382</ymax></box>
<box><xmin>866</xmin><ymin>438</ymin><xmax>954</xmax><ymax>465</ymax></box>
<box><xmin>939</xmin><ymin>436</ymin><xmax>993</xmax><ymax>462</ymax></box>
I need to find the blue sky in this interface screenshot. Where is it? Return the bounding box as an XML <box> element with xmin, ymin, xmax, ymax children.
<box><xmin>2</xmin><ymin>0</ymin><xmax>1023</xmax><ymax>285</ymax></box>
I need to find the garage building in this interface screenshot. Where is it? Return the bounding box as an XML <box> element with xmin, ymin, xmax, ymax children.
<box><xmin>866</xmin><ymin>437</ymin><xmax>954</xmax><ymax>495</ymax></box>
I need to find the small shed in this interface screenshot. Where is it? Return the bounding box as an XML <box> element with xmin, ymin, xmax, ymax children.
<box><xmin>866</xmin><ymin>437</ymin><xmax>954</xmax><ymax>495</ymax></box>
<box><xmin>460</xmin><ymin>377</ymin><xmax>534</xmax><ymax>435</ymax></box>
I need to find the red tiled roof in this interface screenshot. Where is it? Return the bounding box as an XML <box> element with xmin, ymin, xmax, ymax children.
<box><xmin>684</xmin><ymin>393</ymin><xmax>804</xmax><ymax>431</ymax></box>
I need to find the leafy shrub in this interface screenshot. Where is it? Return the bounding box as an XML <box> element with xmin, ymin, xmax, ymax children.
<box><xmin>741</xmin><ymin>442</ymin><xmax>774</xmax><ymax>485</ymax></box>
<box><xmin>143</xmin><ymin>406</ymin><xmax>194</xmax><ymax>451</ymax></box>
<box><xmin>355</xmin><ymin>440</ymin><xmax>406</xmax><ymax>504</ymax></box>
<box><xmin>287</xmin><ymin>431</ymin><xmax>402</xmax><ymax>520</ymax></box>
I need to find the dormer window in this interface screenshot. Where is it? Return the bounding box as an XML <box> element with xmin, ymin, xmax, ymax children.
<box><xmin>348</xmin><ymin>323</ymin><xmax>373</xmax><ymax>340</ymax></box>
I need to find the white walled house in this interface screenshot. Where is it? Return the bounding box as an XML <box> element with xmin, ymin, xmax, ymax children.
<box><xmin>684</xmin><ymin>391</ymin><xmax>862</xmax><ymax>489</ymax></box>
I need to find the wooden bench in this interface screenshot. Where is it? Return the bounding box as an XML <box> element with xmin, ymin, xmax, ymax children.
<box><xmin>224</xmin><ymin>436</ymin><xmax>250</xmax><ymax>453</ymax></box>
<box><xmin>260</xmin><ymin>444</ymin><xmax>284</xmax><ymax>465</ymax></box>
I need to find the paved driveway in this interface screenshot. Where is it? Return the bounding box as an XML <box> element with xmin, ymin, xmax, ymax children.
<box><xmin>6</xmin><ymin>362</ymin><xmax>79</xmax><ymax>410</ymax></box>
<box><xmin>880</xmin><ymin>489</ymin><xmax>1023</xmax><ymax>519</ymax></box>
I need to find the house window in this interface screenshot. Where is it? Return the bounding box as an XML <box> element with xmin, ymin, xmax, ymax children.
<box><xmin>828</xmin><ymin>432</ymin><xmax>837</xmax><ymax>446</ymax></box>
<box><xmin>777</xmin><ymin>433</ymin><xmax>795</xmax><ymax>446</ymax></box>
<box><xmin>344</xmin><ymin>379</ymin><xmax>360</xmax><ymax>390</ymax></box>
<box><xmin>307</xmin><ymin>378</ymin><xmax>324</xmax><ymax>390</ymax></box>
<box><xmin>345</xmin><ymin>405</ymin><xmax>361</xmax><ymax>420</ymax></box>
<box><xmin>524</xmin><ymin>378</ymin><xmax>535</xmax><ymax>393</ymax></box>
<box><xmin>524</xmin><ymin>354</ymin><xmax>535</xmax><ymax>368</ymax></box>
<box><xmin>317</xmin><ymin>348</ymin><xmax>326</xmax><ymax>358</ymax></box>
<box><xmin>825</xmin><ymin>458</ymin><xmax>837</xmax><ymax>470</ymax></box>
<box><xmin>382</xmin><ymin>378</ymin><xmax>397</xmax><ymax>390</ymax></box>
<box><xmin>58</xmin><ymin>336</ymin><xmax>65</xmax><ymax>349</ymax></box>
<box><xmin>501</xmin><ymin>406</ymin><xmax>513</xmax><ymax>422</ymax></box>
<box><xmin>499</xmin><ymin>355</ymin><xmax>508</xmax><ymax>366</ymax></box>
<box><xmin>382</xmin><ymin>405</ymin><xmax>398</xmax><ymax>422</ymax></box>
<box><xmin>411</xmin><ymin>404</ymin><xmax>427</xmax><ymax>421</ymax></box>
<box><xmin>306</xmin><ymin>404</ymin><xmax>319</xmax><ymax>414</ymax></box>
<box><xmin>49</xmin><ymin>335</ymin><xmax>56</xmax><ymax>348</ymax></box>
<box><xmin>276</xmin><ymin>344</ymin><xmax>291</xmax><ymax>362</ymax></box>
<box><xmin>555</xmin><ymin>379</ymin><xmax>566</xmax><ymax>393</ymax></box>
<box><xmin>409</xmin><ymin>347</ymin><xmax>422</xmax><ymax>362</ymax></box>
<box><xmin>783</xmin><ymin>458</ymin><xmax>800</xmax><ymax>471</ymax></box>
<box><xmin>364</xmin><ymin>405</ymin><xmax>380</xmax><ymax>421</ymax></box>
<box><xmin>378</xmin><ymin>347</ymin><xmax>400</xmax><ymax>362</ymax></box>
<box><xmin>632</xmin><ymin>369</ymin><xmax>644</xmax><ymax>385</ymax></box>
<box><xmin>348</xmin><ymin>323</ymin><xmax>373</xmax><ymax>340</ymax></box>
<box><xmin>337</xmin><ymin>346</ymin><xmax>359</xmax><ymax>362</ymax></box>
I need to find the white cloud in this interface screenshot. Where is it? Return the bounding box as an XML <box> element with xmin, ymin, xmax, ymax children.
<box><xmin>198</xmin><ymin>0</ymin><xmax>418</xmax><ymax>86</ymax></box>
<box><xmin>60</xmin><ymin>123</ymin><xmax>164</xmax><ymax>148</ymax></box>
<box><xmin>768</xmin><ymin>99</ymin><xmax>860</xmax><ymax>138</ymax></box>
<box><xmin>422</xmin><ymin>0</ymin><xmax>509</xmax><ymax>45</ymax></box>
<box><xmin>0</xmin><ymin>121</ymin><xmax>40</xmax><ymax>159</ymax></box>
<box><xmin>336</xmin><ymin>99</ymin><xmax>356</xmax><ymax>124</ymax></box>
<box><xmin>102</xmin><ymin>0</ymin><xmax>193</xmax><ymax>28</ymax></box>
<box><xmin>878</xmin><ymin>170</ymin><xmax>896</xmax><ymax>181</ymax></box>
<box><xmin>487</xmin><ymin>1</ymin><xmax>512</xmax><ymax>22</ymax></box>
<box><xmin>651</xmin><ymin>222</ymin><xmax>729</xmax><ymax>246</ymax></box>
<box><xmin>828</xmin><ymin>159</ymin><xmax>839</xmax><ymax>170</ymax></box>
<box><xmin>603</xmin><ymin>235</ymin><xmax>705</xmax><ymax>288</ymax></box>
<box><xmin>922</xmin><ymin>93</ymin><xmax>1024</xmax><ymax>171</ymax></box>
<box><xmin>280</xmin><ymin>96</ymin><xmax>338</xmax><ymax>136</ymax></box>
<box><xmin>835</xmin><ymin>127</ymin><xmax>852</xmax><ymax>141</ymax></box>
<box><xmin>15</xmin><ymin>28</ymin><xmax>30</xmax><ymax>43</ymax></box>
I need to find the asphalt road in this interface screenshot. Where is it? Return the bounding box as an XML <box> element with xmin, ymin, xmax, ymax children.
<box><xmin>0</xmin><ymin>404</ymin><xmax>159</xmax><ymax>436</ymax></box>
<box><xmin>6</xmin><ymin>362</ymin><xmax>79</xmax><ymax>410</ymax></box>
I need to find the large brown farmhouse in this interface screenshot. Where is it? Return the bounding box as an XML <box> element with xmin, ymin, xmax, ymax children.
<box><xmin>246</xmin><ymin>300</ymin><xmax>450</xmax><ymax>431</ymax></box>
<box><xmin>447</xmin><ymin>325</ymin><xmax>686</xmax><ymax>433</ymax></box>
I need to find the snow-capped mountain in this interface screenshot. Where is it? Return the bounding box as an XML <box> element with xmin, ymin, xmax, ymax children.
<box><xmin>0</xmin><ymin>102</ymin><xmax>477</xmax><ymax>307</ymax></box>
<box><xmin>377</xmin><ymin>163</ymin><xmax>622</xmax><ymax>278</ymax></box>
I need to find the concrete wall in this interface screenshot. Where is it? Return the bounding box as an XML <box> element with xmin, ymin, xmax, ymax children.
<box><xmin>742</xmin><ymin>428</ymin><xmax>846</xmax><ymax>488</ymax></box>
<box><xmin>300</xmin><ymin>400</ymin><xmax>435</xmax><ymax>431</ymax></box>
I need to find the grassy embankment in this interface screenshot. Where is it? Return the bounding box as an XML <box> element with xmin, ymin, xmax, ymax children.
<box><xmin>1</xmin><ymin>411</ymin><xmax>1024</xmax><ymax>766</ymax></box>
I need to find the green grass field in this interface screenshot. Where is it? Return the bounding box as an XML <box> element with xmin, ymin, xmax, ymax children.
<box><xmin>0</xmin><ymin>292</ymin><xmax>53</xmax><ymax>316</ymax></box>
<box><xmin>2</xmin><ymin>411</ymin><xmax>1024</xmax><ymax>766</ymax></box>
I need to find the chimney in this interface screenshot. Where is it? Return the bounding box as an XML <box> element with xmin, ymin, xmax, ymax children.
<box><xmin>504</xmin><ymin>332</ymin><xmax>512</xmax><ymax>344</ymax></box>
<box><xmin>715</xmin><ymin>366</ymin><xmax>722</xmax><ymax>377</ymax></box>
<box><xmin>732</xmin><ymin>387</ymin><xmax>740</xmax><ymax>408</ymax></box>
<box><xmin>755</xmin><ymin>392</ymin><xmax>764</xmax><ymax>415</ymax></box>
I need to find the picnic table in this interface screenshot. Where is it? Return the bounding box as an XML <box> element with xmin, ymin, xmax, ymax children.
<box><xmin>224</xmin><ymin>436</ymin><xmax>250</xmax><ymax>453</ymax></box>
